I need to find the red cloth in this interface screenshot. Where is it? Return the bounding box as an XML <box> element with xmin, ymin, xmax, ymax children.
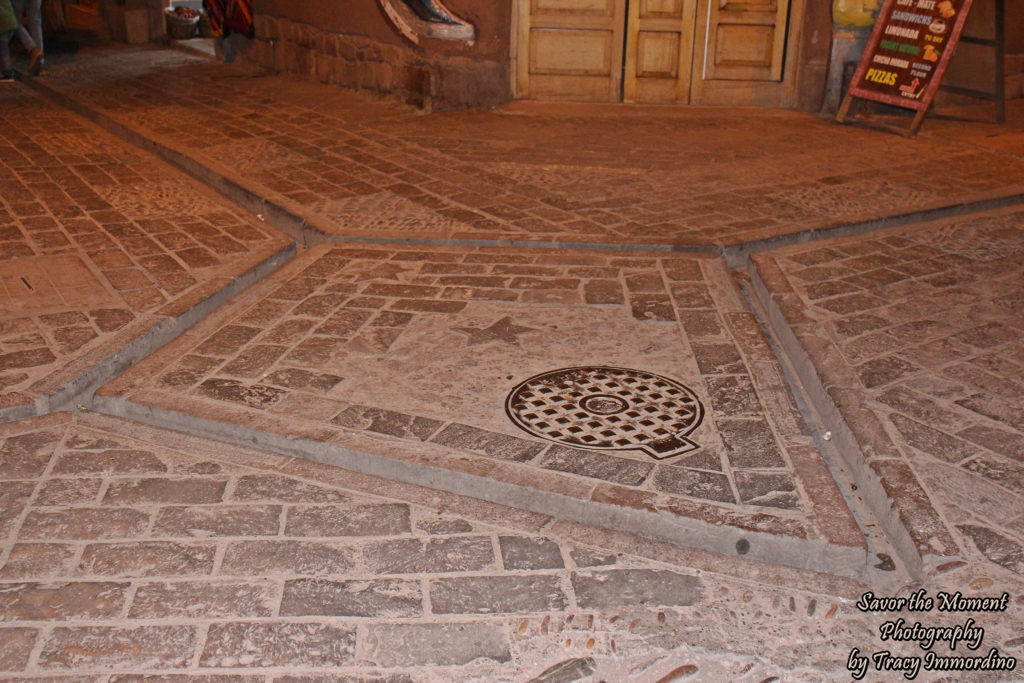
<box><xmin>203</xmin><ymin>0</ymin><xmax>253</xmax><ymax>38</ymax></box>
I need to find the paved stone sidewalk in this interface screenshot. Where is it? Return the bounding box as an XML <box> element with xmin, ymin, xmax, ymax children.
<box><xmin>94</xmin><ymin>242</ymin><xmax>872</xmax><ymax>579</ymax></box>
<box><xmin>2</xmin><ymin>39</ymin><xmax>1023</xmax><ymax>680</ymax></box>
<box><xmin>750</xmin><ymin>205</ymin><xmax>1024</xmax><ymax>587</ymax></box>
<box><xmin>0</xmin><ymin>85</ymin><xmax>292</xmax><ymax>420</ymax></box>
<box><xmin>29</xmin><ymin>45</ymin><xmax>1024</xmax><ymax>251</ymax></box>
<box><xmin>2</xmin><ymin>412</ymin><xmax>1022</xmax><ymax>681</ymax></box>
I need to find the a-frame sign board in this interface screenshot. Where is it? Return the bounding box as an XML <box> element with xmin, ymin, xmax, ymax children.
<box><xmin>837</xmin><ymin>0</ymin><xmax>975</xmax><ymax>136</ymax></box>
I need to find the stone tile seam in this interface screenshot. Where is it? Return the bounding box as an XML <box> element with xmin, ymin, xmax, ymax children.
<box><xmin>89</xmin><ymin>395</ymin><xmax>870</xmax><ymax>582</ymax></box>
<box><xmin>25</xmin><ymin>76</ymin><xmax>1024</xmax><ymax>262</ymax></box>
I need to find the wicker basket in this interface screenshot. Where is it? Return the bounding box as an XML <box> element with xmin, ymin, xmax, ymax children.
<box><xmin>166</xmin><ymin>11</ymin><xmax>200</xmax><ymax>40</ymax></box>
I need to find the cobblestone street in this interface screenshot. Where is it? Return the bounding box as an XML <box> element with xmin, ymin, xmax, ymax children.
<box><xmin>0</xmin><ymin>42</ymin><xmax>1023</xmax><ymax>680</ymax></box>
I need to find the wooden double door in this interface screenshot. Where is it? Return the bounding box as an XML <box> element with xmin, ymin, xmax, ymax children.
<box><xmin>516</xmin><ymin>0</ymin><xmax>793</xmax><ymax>105</ymax></box>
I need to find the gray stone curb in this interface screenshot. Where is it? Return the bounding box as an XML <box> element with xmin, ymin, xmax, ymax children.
<box><xmin>91</xmin><ymin>394</ymin><xmax>871</xmax><ymax>582</ymax></box>
<box><xmin>746</xmin><ymin>258</ymin><xmax>959</xmax><ymax>581</ymax></box>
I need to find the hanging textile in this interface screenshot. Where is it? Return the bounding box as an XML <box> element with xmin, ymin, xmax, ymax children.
<box><xmin>203</xmin><ymin>0</ymin><xmax>253</xmax><ymax>38</ymax></box>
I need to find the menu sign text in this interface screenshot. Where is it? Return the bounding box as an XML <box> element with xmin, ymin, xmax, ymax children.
<box><xmin>847</xmin><ymin>0</ymin><xmax>974</xmax><ymax>110</ymax></box>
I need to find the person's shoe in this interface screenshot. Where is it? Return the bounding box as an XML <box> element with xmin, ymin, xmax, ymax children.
<box><xmin>0</xmin><ymin>71</ymin><xmax>15</xmax><ymax>83</ymax></box>
<box><xmin>27</xmin><ymin>48</ymin><xmax>42</xmax><ymax>76</ymax></box>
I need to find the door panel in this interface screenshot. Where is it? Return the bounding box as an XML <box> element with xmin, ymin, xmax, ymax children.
<box><xmin>623</xmin><ymin>0</ymin><xmax>697</xmax><ymax>102</ymax></box>
<box><xmin>636</xmin><ymin>31</ymin><xmax>680</xmax><ymax>77</ymax></box>
<box><xmin>518</xmin><ymin>0</ymin><xmax>626</xmax><ymax>102</ymax></box>
<box><xmin>702</xmin><ymin>0</ymin><xmax>789</xmax><ymax>81</ymax></box>
<box><xmin>530</xmin><ymin>29</ymin><xmax>615</xmax><ymax>76</ymax></box>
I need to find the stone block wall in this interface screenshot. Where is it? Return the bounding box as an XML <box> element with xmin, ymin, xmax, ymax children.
<box><xmin>241</xmin><ymin>14</ymin><xmax>510</xmax><ymax>110</ymax></box>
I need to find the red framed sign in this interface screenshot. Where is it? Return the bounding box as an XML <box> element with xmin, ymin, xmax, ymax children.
<box><xmin>839</xmin><ymin>0</ymin><xmax>975</xmax><ymax>132</ymax></box>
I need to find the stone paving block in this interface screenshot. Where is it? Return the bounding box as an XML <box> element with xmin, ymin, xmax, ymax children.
<box><xmin>430</xmin><ymin>424</ymin><xmax>544</xmax><ymax>462</ymax></box>
<box><xmin>0</xmin><ymin>430</ymin><xmax>62</xmax><ymax>478</ymax></box>
<box><xmin>152</xmin><ymin>505</ymin><xmax>282</xmax><ymax>538</ymax></box>
<box><xmin>128</xmin><ymin>581</ymin><xmax>277</xmax><ymax>619</ymax></box>
<box><xmin>887</xmin><ymin>413</ymin><xmax>979</xmax><ymax>464</ymax></box>
<box><xmin>733</xmin><ymin>471</ymin><xmax>799</xmax><ymax>509</ymax></box>
<box><xmin>38</xmin><ymin>625</ymin><xmax>197</xmax><ymax>670</ymax></box>
<box><xmin>958</xmin><ymin>524</ymin><xmax>1024</xmax><ymax>574</ymax></box>
<box><xmin>20</xmin><ymin>508</ymin><xmax>150</xmax><ymax>540</ymax></box>
<box><xmin>0</xmin><ymin>627</ymin><xmax>37</xmax><ymax>671</ymax></box>
<box><xmin>0</xmin><ymin>481</ymin><xmax>35</xmax><ymax>538</ymax></box>
<box><xmin>365</xmin><ymin>623</ymin><xmax>510</xmax><ymax>668</ymax></box>
<box><xmin>332</xmin><ymin>406</ymin><xmax>442</xmax><ymax>441</ymax></box>
<box><xmin>0</xmin><ymin>581</ymin><xmax>128</xmax><ymax>621</ymax></box>
<box><xmin>0</xmin><ymin>543</ymin><xmax>79</xmax><ymax>579</ymax></box>
<box><xmin>230</xmin><ymin>473</ymin><xmax>350</xmax><ymax>503</ymax></box>
<box><xmin>196</xmin><ymin>378</ymin><xmax>288</xmax><ymax>409</ymax></box>
<box><xmin>651</xmin><ymin>466</ymin><xmax>735</xmax><ymax>504</ymax></box>
<box><xmin>962</xmin><ymin>454</ymin><xmax>1024</xmax><ymax>495</ymax></box>
<box><xmin>705</xmin><ymin>375</ymin><xmax>762</xmax><ymax>416</ymax></box>
<box><xmin>957</xmin><ymin>423</ymin><xmax>1024</xmax><ymax>462</ymax></box>
<box><xmin>220</xmin><ymin>540</ymin><xmax>357</xmax><ymax>576</ymax></box>
<box><xmin>365</xmin><ymin>536</ymin><xmax>496</xmax><ymax>574</ymax></box>
<box><xmin>569</xmin><ymin>546</ymin><xmax>618</xmax><ymax>568</ymax></box>
<box><xmin>430</xmin><ymin>574</ymin><xmax>568</xmax><ymax>613</ymax></box>
<box><xmin>200</xmin><ymin>623</ymin><xmax>356</xmax><ymax>668</ymax></box>
<box><xmin>689</xmin><ymin>342</ymin><xmax>746</xmax><ymax>375</ymax></box>
<box><xmin>629</xmin><ymin>293</ymin><xmax>676</xmax><ymax>322</ymax></box>
<box><xmin>110</xmin><ymin>676</ymin><xmax>263</xmax><ymax>682</ymax></box>
<box><xmin>103</xmin><ymin>477</ymin><xmax>227</xmax><ymax>505</ymax></box>
<box><xmin>572</xmin><ymin>569</ymin><xmax>703</xmax><ymax>609</ymax></box>
<box><xmin>79</xmin><ymin>541</ymin><xmax>217</xmax><ymax>577</ymax></box>
<box><xmin>537</xmin><ymin>446</ymin><xmax>652</xmax><ymax>486</ymax></box>
<box><xmin>280</xmin><ymin>577</ymin><xmax>422</xmax><ymax>617</ymax></box>
<box><xmin>499</xmin><ymin>535</ymin><xmax>565</xmax><ymax>570</ymax></box>
<box><xmin>35</xmin><ymin>478</ymin><xmax>103</xmax><ymax>506</ymax></box>
<box><xmin>716</xmin><ymin>419</ymin><xmax>787</xmax><ymax>469</ymax></box>
<box><xmin>284</xmin><ymin>503</ymin><xmax>409</xmax><ymax>537</ymax></box>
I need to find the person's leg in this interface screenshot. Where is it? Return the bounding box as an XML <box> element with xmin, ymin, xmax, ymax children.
<box><xmin>25</xmin><ymin>0</ymin><xmax>38</xmax><ymax>54</ymax></box>
<box><xmin>16</xmin><ymin>23</ymin><xmax>35</xmax><ymax>53</ymax></box>
<box><xmin>9</xmin><ymin>0</ymin><xmax>32</xmax><ymax>52</ymax></box>
<box><xmin>18</xmin><ymin>0</ymin><xmax>40</xmax><ymax>74</ymax></box>
<box><xmin>1</xmin><ymin>32</ymin><xmax>14</xmax><ymax>79</ymax></box>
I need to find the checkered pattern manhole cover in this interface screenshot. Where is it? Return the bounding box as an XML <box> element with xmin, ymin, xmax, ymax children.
<box><xmin>505</xmin><ymin>366</ymin><xmax>704</xmax><ymax>460</ymax></box>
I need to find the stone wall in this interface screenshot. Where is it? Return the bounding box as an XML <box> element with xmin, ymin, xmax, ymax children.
<box><xmin>240</xmin><ymin>10</ymin><xmax>511</xmax><ymax>110</ymax></box>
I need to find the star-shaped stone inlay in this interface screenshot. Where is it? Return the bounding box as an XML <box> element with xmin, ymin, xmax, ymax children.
<box><xmin>449</xmin><ymin>316</ymin><xmax>539</xmax><ymax>347</ymax></box>
<box><xmin>352</xmin><ymin>263</ymin><xmax>414</xmax><ymax>282</ymax></box>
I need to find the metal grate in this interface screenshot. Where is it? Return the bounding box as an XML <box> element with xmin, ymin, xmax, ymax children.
<box><xmin>505</xmin><ymin>366</ymin><xmax>704</xmax><ymax>460</ymax></box>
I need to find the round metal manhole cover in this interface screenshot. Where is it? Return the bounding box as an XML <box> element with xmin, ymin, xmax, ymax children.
<box><xmin>505</xmin><ymin>366</ymin><xmax>704</xmax><ymax>460</ymax></box>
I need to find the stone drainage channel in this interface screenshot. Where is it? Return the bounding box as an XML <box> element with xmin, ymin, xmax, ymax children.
<box><xmin>21</xmin><ymin>75</ymin><xmax>1004</xmax><ymax>591</ymax></box>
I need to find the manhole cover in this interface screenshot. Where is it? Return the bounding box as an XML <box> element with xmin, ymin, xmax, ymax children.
<box><xmin>505</xmin><ymin>366</ymin><xmax>704</xmax><ymax>460</ymax></box>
